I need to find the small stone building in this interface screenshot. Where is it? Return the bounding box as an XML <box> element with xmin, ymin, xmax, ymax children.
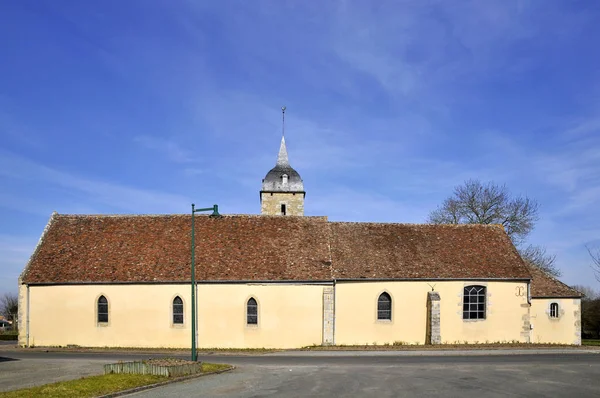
<box><xmin>17</xmin><ymin>135</ymin><xmax>581</xmax><ymax>348</ymax></box>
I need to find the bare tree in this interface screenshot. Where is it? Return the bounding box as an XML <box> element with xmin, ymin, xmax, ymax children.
<box><xmin>587</xmin><ymin>244</ymin><xmax>600</xmax><ymax>282</ymax></box>
<box><xmin>573</xmin><ymin>284</ymin><xmax>600</xmax><ymax>339</ymax></box>
<box><xmin>572</xmin><ymin>285</ymin><xmax>599</xmax><ymax>300</ymax></box>
<box><xmin>0</xmin><ymin>293</ymin><xmax>18</xmax><ymax>324</ymax></box>
<box><xmin>519</xmin><ymin>244</ymin><xmax>561</xmax><ymax>277</ymax></box>
<box><xmin>428</xmin><ymin>180</ymin><xmax>539</xmax><ymax>246</ymax></box>
<box><xmin>428</xmin><ymin>179</ymin><xmax>560</xmax><ymax>277</ymax></box>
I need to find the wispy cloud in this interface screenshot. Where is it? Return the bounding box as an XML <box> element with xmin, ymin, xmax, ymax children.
<box><xmin>134</xmin><ymin>135</ymin><xmax>197</xmax><ymax>164</ymax></box>
<box><xmin>0</xmin><ymin>150</ymin><xmax>191</xmax><ymax>214</ymax></box>
<box><xmin>0</xmin><ymin>234</ymin><xmax>37</xmax><ymax>296</ymax></box>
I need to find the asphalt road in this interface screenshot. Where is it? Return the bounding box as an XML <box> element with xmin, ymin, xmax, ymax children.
<box><xmin>130</xmin><ymin>353</ymin><xmax>600</xmax><ymax>398</ymax></box>
<box><xmin>1</xmin><ymin>350</ymin><xmax>599</xmax><ymax>396</ymax></box>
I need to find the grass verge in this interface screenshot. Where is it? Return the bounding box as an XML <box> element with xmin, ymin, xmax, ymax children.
<box><xmin>0</xmin><ymin>362</ymin><xmax>232</xmax><ymax>398</ymax></box>
<box><xmin>0</xmin><ymin>374</ymin><xmax>166</xmax><ymax>398</ymax></box>
<box><xmin>582</xmin><ymin>339</ymin><xmax>600</xmax><ymax>346</ymax></box>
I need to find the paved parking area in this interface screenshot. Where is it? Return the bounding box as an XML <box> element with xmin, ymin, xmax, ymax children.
<box><xmin>0</xmin><ymin>355</ymin><xmax>108</xmax><ymax>392</ymax></box>
<box><xmin>133</xmin><ymin>355</ymin><xmax>600</xmax><ymax>397</ymax></box>
<box><xmin>1</xmin><ymin>349</ymin><xmax>599</xmax><ymax>396</ymax></box>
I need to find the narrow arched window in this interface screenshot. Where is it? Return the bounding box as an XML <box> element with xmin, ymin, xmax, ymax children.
<box><xmin>97</xmin><ymin>296</ymin><xmax>108</xmax><ymax>323</ymax></box>
<box><xmin>247</xmin><ymin>298</ymin><xmax>258</xmax><ymax>325</ymax></box>
<box><xmin>377</xmin><ymin>292</ymin><xmax>392</xmax><ymax>320</ymax></box>
<box><xmin>463</xmin><ymin>285</ymin><xmax>486</xmax><ymax>320</ymax></box>
<box><xmin>550</xmin><ymin>302</ymin><xmax>559</xmax><ymax>318</ymax></box>
<box><xmin>173</xmin><ymin>296</ymin><xmax>184</xmax><ymax>324</ymax></box>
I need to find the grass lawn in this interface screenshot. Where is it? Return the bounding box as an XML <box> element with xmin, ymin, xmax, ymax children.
<box><xmin>0</xmin><ymin>363</ymin><xmax>232</xmax><ymax>398</ymax></box>
<box><xmin>582</xmin><ymin>339</ymin><xmax>600</xmax><ymax>346</ymax></box>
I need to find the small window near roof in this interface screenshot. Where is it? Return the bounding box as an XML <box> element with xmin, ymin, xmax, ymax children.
<box><xmin>247</xmin><ymin>298</ymin><xmax>258</xmax><ymax>325</ymax></box>
<box><xmin>282</xmin><ymin>174</ymin><xmax>288</xmax><ymax>184</ymax></box>
<box><xmin>97</xmin><ymin>295</ymin><xmax>108</xmax><ymax>323</ymax></box>
<box><xmin>463</xmin><ymin>285</ymin><xmax>486</xmax><ymax>320</ymax></box>
<box><xmin>550</xmin><ymin>302</ymin><xmax>559</xmax><ymax>318</ymax></box>
<box><xmin>281</xmin><ymin>204</ymin><xmax>287</xmax><ymax>215</ymax></box>
<box><xmin>377</xmin><ymin>292</ymin><xmax>392</xmax><ymax>320</ymax></box>
<box><xmin>173</xmin><ymin>296</ymin><xmax>184</xmax><ymax>324</ymax></box>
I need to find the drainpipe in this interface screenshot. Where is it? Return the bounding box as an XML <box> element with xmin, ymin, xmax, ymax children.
<box><xmin>332</xmin><ymin>279</ymin><xmax>336</xmax><ymax>346</ymax></box>
<box><xmin>26</xmin><ymin>285</ymin><xmax>30</xmax><ymax>347</ymax></box>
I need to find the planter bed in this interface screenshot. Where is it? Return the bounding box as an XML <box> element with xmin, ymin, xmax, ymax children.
<box><xmin>104</xmin><ymin>358</ymin><xmax>202</xmax><ymax>377</ymax></box>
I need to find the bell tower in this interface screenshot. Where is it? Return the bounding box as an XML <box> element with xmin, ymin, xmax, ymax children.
<box><xmin>260</xmin><ymin>107</ymin><xmax>305</xmax><ymax>216</ymax></box>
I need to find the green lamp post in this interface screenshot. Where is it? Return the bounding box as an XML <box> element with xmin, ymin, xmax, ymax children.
<box><xmin>190</xmin><ymin>203</ymin><xmax>220</xmax><ymax>362</ymax></box>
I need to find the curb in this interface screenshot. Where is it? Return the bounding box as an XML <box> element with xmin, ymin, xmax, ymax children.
<box><xmin>97</xmin><ymin>365</ymin><xmax>235</xmax><ymax>398</ymax></box>
<box><xmin>266</xmin><ymin>349</ymin><xmax>600</xmax><ymax>357</ymax></box>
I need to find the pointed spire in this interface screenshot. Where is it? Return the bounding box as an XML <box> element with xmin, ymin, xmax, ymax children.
<box><xmin>276</xmin><ymin>106</ymin><xmax>290</xmax><ymax>167</ymax></box>
<box><xmin>276</xmin><ymin>136</ymin><xmax>290</xmax><ymax>167</ymax></box>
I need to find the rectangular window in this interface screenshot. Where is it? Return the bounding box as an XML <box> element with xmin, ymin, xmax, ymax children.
<box><xmin>463</xmin><ymin>286</ymin><xmax>486</xmax><ymax>320</ymax></box>
<box><xmin>281</xmin><ymin>204</ymin><xmax>286</xmax><ymax>215</ymax></box>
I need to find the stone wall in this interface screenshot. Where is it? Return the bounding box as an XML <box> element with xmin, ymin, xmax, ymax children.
<box><xmin>426</xmin><ymin>291</ymin><xmax>441</xmax><ymax>344</ymax></box>
<box><xmin>322</xmin><ymin>287</ymin><xmax>334</xmax><ymax>345</ymax></box>
<box><xmin>261</xmin><ymin>192</ymin><xmax>305</xmax><ymax>216</ymax></box>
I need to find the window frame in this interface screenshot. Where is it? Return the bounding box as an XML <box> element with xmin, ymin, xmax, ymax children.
<box><xmin>172</xmin><ymin>296</ymin><xmax>184</xmax><ymax>325</ymax></box>
<box><xmin>97</xmin><ymin>295</ymin><xmax>109</xmax><ymax>325</ymax></box>
<box><xmin>377</xmin><ymin>292</ymin><xmax>392</xmax><ymax>321</ymax></box>
<box><xmin>462</xmin><ymin>285</ymin><xmax>486</xmax><ymax>320</ymax></box>
<box><xmin>549</xmin><ymin>302</ymin><xmax>559</xmax><ymax>318</ymax></box>
<box><xmin>246</xmin><ymin>297</ymin><xmax>258</xmax><ymax>326</ymax></box>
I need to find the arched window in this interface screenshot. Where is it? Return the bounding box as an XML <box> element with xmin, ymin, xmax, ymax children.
<box><xmin>550</xmin><ymin>302</ymin><xmax>559</xmax><ymax>318</ymax></box>
<box><xmin>97</xmin><ymin>295</ymin><xmax>109</xmax><ymax>323</ymax></box>
<box><xmin>377</xmin><ymin>292</ymin><xmax>392</xmax><ymax>320</ymax></box>
<box><xmin>173</xmin><ymin>296</ymin><xmax>184</xmax><ymax>324</ymax></box>
<box><xmin>247</xmin><ymin>298</ymin><xmax>258</xmax><ymax>325</ymax></box>
<box><xmin>463</xmin><ymin>285</ymin><xmax>486</xmax><ymax>320</ymax></box>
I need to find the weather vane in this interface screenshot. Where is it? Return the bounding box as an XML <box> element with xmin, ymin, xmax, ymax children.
<box><xmin>282</xmin><ymin>106</ymin><xmax>286</xmax><ymax>136</ymax></box>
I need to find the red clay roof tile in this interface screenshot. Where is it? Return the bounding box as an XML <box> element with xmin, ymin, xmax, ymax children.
<box><xmin>22</xmin><ymin>213</ymin><xmax>535</xmax><ymax>284</ymax></box>
<box><xmin>525</xmin><ymin>262</ymin><xmax>582</xmax><ymax>298</ymax></box>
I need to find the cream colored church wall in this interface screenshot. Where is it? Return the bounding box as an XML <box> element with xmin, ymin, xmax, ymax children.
<box><xmin>334</xmin><ymin>281</ymin><xmax>530</xmax><ymax>345</ymax></box>
<box><xmin>19</xmin><ymin>283</ymin><xmax>323</xmax><ymax>349</ymax></box>
<box><xmin>195</xmin><ymin>284</ymin><xmax>322</xmax><ymax>348</ymax></box>
<box><xmin>530</xmin><ymin>298</ymin><xmax>581</xmax><ymax>345</ymax></box>
<box><xmin>260</xmin><ymin>192</ymin><xmax>304</xmax><ymax>216</ymax></box>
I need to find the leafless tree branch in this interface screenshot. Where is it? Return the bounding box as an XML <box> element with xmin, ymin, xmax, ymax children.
<box><xmin>586</xmin><ymin>244</ymin><xmax>600</xmax><ymax>282</ymax></box>
<box><xmin>0</xmin><ymin>293</ymin><xmax>18</xmax><ymax>323</ymax></box>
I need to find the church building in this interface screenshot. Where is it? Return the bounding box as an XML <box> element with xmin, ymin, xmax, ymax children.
<box><xmin>18</xmin><ymin>124</ymin><xmax>581</xmax><ymax>348</ymax></box>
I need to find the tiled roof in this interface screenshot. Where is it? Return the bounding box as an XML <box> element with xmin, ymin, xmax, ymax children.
<box><xmin>21</xmin><ymin>213</ymin><xmax>532</xmax><ymax>284</ymax></box>
<box><xmin>525</xmin><ymin>262</ymin><xmax>582</xmax><ymax>298</ymax></box>
<box><xmin>329</xmin><ymin>222</ymin><xmax>531</xmax><ymax>279</ymax></box>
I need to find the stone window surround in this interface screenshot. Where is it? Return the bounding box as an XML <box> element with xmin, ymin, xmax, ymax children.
<box><xmin>461</xmin><ymin>283</ymin><xmax>488</xmax><ymax>322</ymax></box>
<box><xmin>548</xmin><ymin>301</ymin><xmax>562</xmax><ymax>320</ymax></box>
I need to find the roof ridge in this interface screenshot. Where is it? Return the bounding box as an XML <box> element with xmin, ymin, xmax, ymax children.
<box><xmin>330</xmin><ymin>221</ymin><xmax>505</xmax><ymax>228</ymax></box>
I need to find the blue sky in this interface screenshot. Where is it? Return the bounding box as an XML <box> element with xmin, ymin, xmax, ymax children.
<box><xmin>1</xmin><ymin>0</ymin><xmax>599</xmax><ymax>296</ymax></box>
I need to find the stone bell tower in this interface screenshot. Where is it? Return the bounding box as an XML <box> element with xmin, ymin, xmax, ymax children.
<box><xmin>260</xmin><ymin>107</ymin><xmax>305</xmax><ymax>216</ymax></box>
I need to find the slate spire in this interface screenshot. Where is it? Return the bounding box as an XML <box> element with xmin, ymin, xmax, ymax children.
<box><xmin>276</xmin><ymin>136</ymin><xmax>290</xmax><ymax>167</ymax></box>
